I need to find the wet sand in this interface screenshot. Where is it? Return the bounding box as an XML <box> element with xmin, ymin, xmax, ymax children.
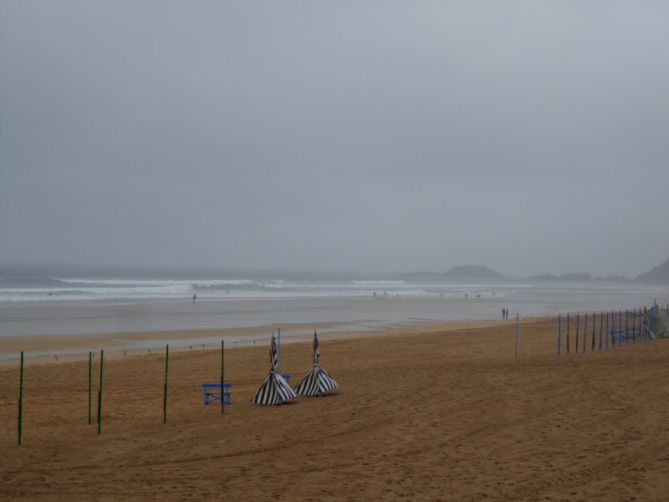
<box><xmin>1</xmin><ymin>319</ymin><xmax>668</xmax><ymax>500</ymax></box>
<box><xmin>0</xmin><ymin>319</ymin><xmax>509</xmax><ymax>365</ymax></box>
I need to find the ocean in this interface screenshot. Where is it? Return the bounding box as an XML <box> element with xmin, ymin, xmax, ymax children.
<box><xmin>1</xmin><ymin>264</ymin><xmax>667</xmax><ymax>338</ymax></box>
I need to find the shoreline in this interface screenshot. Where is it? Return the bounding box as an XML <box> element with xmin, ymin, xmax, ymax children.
<box><xmin>2</xmin><ymin>286</ymin><xmax>667</xmax><ymax>339</ymax></box>
<box><xmin>0</xmin><ymin>317</ymin><xmax>518</xmax><ymax>367</ymax></box>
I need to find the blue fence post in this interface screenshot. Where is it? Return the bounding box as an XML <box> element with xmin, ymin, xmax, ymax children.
<box><xmin>591</xmin><ymin>311</ymin><xmax>596</xmax><ymax>352</ymax></box>
<box><xmin>583</xmin><ymin>312</ymin><xmax>588</xmax><ymax>353</ymax></box>
<box><xmin>625</xmin><ymin>310</ymin><xmax>629</xmax><ymax>345</ymax></box>
<box><xmin>598</xmin><ymin>312</ymin><xmax>603</xmax><ymax>351</ymax></box>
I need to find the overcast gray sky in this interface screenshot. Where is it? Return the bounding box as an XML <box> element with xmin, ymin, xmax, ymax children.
<box><xmin>1</xmin><ymin>1</ymin><xmax>668</xmax><ymax>277</ymax></box>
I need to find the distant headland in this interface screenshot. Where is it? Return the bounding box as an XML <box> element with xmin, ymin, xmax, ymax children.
<box><xmin>636</xmin><ymin>257</ymin><xmax>669</xmax><ymax>284</ymax></box>
<box><xmin>397</xmin><ymin>255</ymin><xmax>669</xmax><ymax>284</ymax></box>
<box><xmin>531</xmin><ymin>255</ymin><xmax>669</xmax><ymax>284</ymax></box>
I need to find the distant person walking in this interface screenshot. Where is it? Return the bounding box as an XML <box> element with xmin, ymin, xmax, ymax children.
<box><xmin>192</xmin><ymin>293</ymin><xmax>197</xmax><ymax>303</ymax></box>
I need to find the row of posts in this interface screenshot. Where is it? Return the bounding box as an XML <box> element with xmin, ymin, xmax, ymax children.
<box><xmin>17</xmin><ymin>340</ymin><xmax>227</xmax><ymax>445</ymax></box>
<box><xmin>556</xmin><ymin>305</ymin><xmax>664</xmax><ymax>357</ymax></box>
<box><xmin>14</xmin><ymin>305</ymin><xmax>667</xmax><ymax>445</ymax></box>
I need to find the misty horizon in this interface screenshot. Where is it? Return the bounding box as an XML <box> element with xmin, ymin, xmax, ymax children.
<box><xmin>2</xmin><ymin>2</ymin><xmax>668</xmax><ymax>278</ymax></box>
<box><xmin>0</xmin><ymin>259</ymin><xmax>663</xmax><ymax>282</ymax></box>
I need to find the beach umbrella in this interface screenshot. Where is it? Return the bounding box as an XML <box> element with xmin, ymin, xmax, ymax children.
<box><xmin>251</xmin><ymin>335</ymin><xmax>297</xmax><ymax>406</ymax></box>
<box><xmin>295</xmin><ymin>331</ymin><xmax>341</xmax><ymax>397</ymax></box>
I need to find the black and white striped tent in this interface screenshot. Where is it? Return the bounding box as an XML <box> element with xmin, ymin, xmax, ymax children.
<box><xmin>295</xmin><ymin>331</ymin><xmax>341</xmax><ymax>397</ymax></box>
<box><xmin>251</xmin><ymin>335</ymin><xmax>297</xmax><ymax>406</ymax></box>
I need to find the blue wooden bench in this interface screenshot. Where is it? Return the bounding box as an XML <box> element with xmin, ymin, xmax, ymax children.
<box><xmin>201</xmin><ymin>383</ymin><xmax>232</xmax><ymax>405</ymax></box>
<box><xmin>610</xmin><ymin>329</ymin><xmax>642</xmax><ymax>343</ymax></box>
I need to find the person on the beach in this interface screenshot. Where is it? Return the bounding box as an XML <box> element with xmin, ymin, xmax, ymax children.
<box><xmin>193</xmin><ymin>293</ymin><xmax>197</xmax><ymax>303</ymax></box>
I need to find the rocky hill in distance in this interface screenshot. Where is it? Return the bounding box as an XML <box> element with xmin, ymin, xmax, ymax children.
<box><xmin>636</xmin><ymin>257</ymin><xmax>669</xmax><ymax>284</ymax></box>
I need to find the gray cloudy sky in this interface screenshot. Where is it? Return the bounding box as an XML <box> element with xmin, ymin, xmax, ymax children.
<box><xmin>1</xmin><ymin>1</ymin><xmax>668</xmax><ymax>277</ymax></box>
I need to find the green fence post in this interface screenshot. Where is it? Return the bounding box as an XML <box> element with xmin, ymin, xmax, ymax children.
<box><xmin>514</xmin><ymin>314</ymin><xmax>520</xmax><ymax>359</ymax></box>
<box><xmin>97</xmin><ymin>349</ymin><xmax>104</xmax><ymax>435</ymax></box>
<box><xmin>18</xmin><ymin>351</ymin><xmax>24</xmax><ymax>446</ymax></box>
<box><xmin>163</xmin><ymin>344</ymin><xmax>169</xmax><ymax>424</ymax></box>
<box><xmin>88</xmin><ymin>351</ymin><xmax>92</xmax><ymax>425</ymax></box>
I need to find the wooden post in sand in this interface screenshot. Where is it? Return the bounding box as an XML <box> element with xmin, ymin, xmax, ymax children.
<box><xmin>97</xmin><ymin>349</ymin><xmax>104</xmax><ymax>435</ymax></box>
<box><xmin>220</xmin><ymin>340</ymin><xmax>225</xmax><ymax>415</ymax></box>
<box><xmin>163</xmin><ymin>344</ymin><xmax>169</xmax><ymax>424</ymax></box>
<box><xmin>591</xmin><ymin>311</ymin><xmax>596</xmax><ymax>352</ymax></box>
<box><xmin>605</xmin><ymin>311</ymin><xmax>610</xmax><ymax>350</ymax></box>
<box><xmin>277</xmin><ymin>328</ymin><xmax>282</xmax><ymax>372</ymax></box>
<box><xmin>514</xmin><ymin>314</ymin><xmax>520</xmax><ymax>359</ymax></box>
<box><xmin>583</xmin><ymin>313</ymin><xmax>588</xmax><ymax>353</ymax></box>
<box><xmin>612</xmin><ymin>311</ymin><xmax>616</xmax><ymax>348</ymax></box>
<box><xmin>18</xmin><ymin>351</ymin><xmax>24</xmax><ymax>445</ymax></box>
<box><xmin>598</xmin><ymin>312</ymin><xmax>603</xmax><ymax>352</ymax></box>
<box><xmin>557</xmin><ymin>314</ymin><xmax>561</xmax><ymax>357</ymax></box>
<box><xmin>566</xmin><ymin>313</ymin><xmax>570</xmax><ymax>354</ymax></box>
<box><xmin>625</xmin><ymin>310</ymin><xmax>629</xmax><ymax>345</ymax></box>
<box><xmin>88</xmin><ymin>351</ymin><xmax>92</xmax><ymax>425</ymax></box>
<box><xmin>575</xmin><ymin>312</ymin><xmax>580</xmax><ymax>354</ymax></box>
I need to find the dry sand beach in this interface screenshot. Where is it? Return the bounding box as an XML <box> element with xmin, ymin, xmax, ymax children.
<box><xmin>1</xmin><ymin>319</ymin><xmax>668</xmax><ymax>501</ymax></box>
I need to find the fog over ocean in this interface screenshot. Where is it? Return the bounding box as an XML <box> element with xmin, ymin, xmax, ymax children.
<box><xmin>1</xmin><ymin>264</ymin><xmax>667</xmax><ymax>339</ymax></box>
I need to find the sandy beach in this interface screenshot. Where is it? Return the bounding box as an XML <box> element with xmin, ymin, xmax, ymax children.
<box><xmin>1</xmin><ymin>318</ymin><xmax>668</xmax><ymax>500</ymax></box>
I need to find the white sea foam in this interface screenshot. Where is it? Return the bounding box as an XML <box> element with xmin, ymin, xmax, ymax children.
<box><xmin>57</xmin><ymin>278</ymin><xmax>255</xmax><ymax>287</ymax></box>
<box><xmin>0</xmin><ymin>275</ymin><xmax>533</xmax><ymax>303</ymax></box>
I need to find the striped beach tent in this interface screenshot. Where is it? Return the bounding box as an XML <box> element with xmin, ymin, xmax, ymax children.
<box><xmin>295</xmin><ymin>331</ymin><xmax>341</xmax><ymax>397</ymax></box>
<box><xmin>251</xmin><ymin>335</ymin><xmax>297</xmax><ymax>406</ymax></box>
